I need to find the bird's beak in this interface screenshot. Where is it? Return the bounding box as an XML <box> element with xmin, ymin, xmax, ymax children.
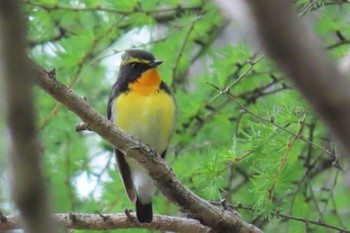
<box><xmin>149</xmin><ymin>60</ymin><xmax>163</xmax><ymax>68</ymax></box>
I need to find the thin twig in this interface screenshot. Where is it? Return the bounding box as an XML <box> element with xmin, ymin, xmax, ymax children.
<box><xmin>207</xmin><ymin>55</ymin><xmax>265</xmax><ymax>104</ymax></box>
<box><xmin>24</xmin><ymin>0</ymin><xmax>202</xmax><ymax>16</ymax></box>
<box><xmin>206</xmin><ymin>82</ymin><xmax>336</xmax><ymax>160</ymax></box>
<box><xmin>38</xmin><ymin>20</ymin><xmax>123</xmax><ymax>129</ymax></box>
<box><xmin>308</xmin><ymin>183</ymin><xmax>325</xmax><ymax>222</ymax></box>
<box><xmin>171</xmin><ymin>18</ymin><xmax>198</xmax><ymax>86</ymax></box>
<box><xmin>268</xmin><ymin>115</ymin><xmax>306</xmax><ymax>200</ymax></box>
<box><xmin>298</xmin><ymin>0</ymin><xmax>320</xmax><ymax>16</ymax></box>
<box><xmin>217</xmin><ymin>151</ymin><xmax>254</xmax><ymax>176</ymax></box>
<box><xmin>325</xmin><ymin>39</ymin><xmax>350</xmax><ymax>50</ymax></box>
<box><xmin>215</xmin><ymin>203</ymin><xmax>350</xmax><ymax>233</ymax></box>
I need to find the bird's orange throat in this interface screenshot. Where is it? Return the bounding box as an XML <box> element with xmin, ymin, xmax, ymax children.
<box><xmin>128</xmin><ymin>68</ymin><xmax>161</xmax><ymax>95</ymax></box>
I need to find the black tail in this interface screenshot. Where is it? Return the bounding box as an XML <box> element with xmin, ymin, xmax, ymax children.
<box><xmin>136</xmin><ymin>198</ymin><xmax>153</xmax><ymax>223</ymax></box>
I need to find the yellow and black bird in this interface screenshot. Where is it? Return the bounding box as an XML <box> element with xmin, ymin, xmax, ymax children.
<box><xmin>107</xmin><ymin>50</ymin><xmax>177</xmax><ymax>223</ymax></box>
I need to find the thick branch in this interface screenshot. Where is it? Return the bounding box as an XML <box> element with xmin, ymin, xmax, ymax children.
<box><xmin>33</xmin><ymin>64</ymin><xmax>263</xmax><ymax>233</ymax></box>
<box><xmin>244</xmin><ymin>0</ymin><xmax>350</xmax><ymax>156</ymax></box>
<box><xmin>0</xmin><ymin>2</ymin><xmax>54</xmax><ymax>233</ymax></box>
<box><xmin>0</xmin><ymin>213</ymin><xmax>212</xmax><ymax>233</ymax></box>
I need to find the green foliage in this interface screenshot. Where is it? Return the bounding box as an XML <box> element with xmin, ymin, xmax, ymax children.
<box><xmin>1</xmin><ymin>1</ymin><xmax>350</xmax><ymax>233</ymax></box>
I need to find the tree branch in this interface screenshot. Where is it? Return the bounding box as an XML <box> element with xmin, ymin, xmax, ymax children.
<box><xmin>0</xmin><ymin>1</ymin><xmax>54</xmax><ymax>233</ymax></box>
<box><xmin>241</xmin><ymin>0</ymin><xmax>350</xmax><ymax>157</ymax></box>
<box><xmin>23</xmin><ymin>0</ymin><xmax>203</xmax><ymax>24</ymax></box>
<box><xmin>0</xmin><ymin>213</ymin><xmax>212</xmax><ymax>233</ymax></box>
<box><xmin>33</xmin><ymin>63</ymin><xmax>263</xmax><ymax>233</ymax></box>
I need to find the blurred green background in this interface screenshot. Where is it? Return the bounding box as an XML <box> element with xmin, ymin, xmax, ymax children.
<box><xmin>1</xmin><ymin>0</ymin><xmax>350</xmax><ymax>232</ymax></box>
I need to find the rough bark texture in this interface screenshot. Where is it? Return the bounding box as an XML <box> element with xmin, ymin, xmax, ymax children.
<box><xmin>34</xmin><ymin>63</ymin><xmax>263</xmax><ymax>233</ymax></box>
<box><xmin>0</xmin><ymin>1</ymin><xmax>54</xmax><ymax>233</ymax></box>
<box><xmin>0</xmin><ymin>213</ymin><xmax>213</xmax><ymax>233</ymax></box>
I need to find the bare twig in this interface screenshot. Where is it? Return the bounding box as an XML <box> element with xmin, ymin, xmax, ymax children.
<box><xmin>172</xmin><ymin>18</ymin><xmax>198</xmax><ymax>86</ymax></box>
<box><xmin>324</xmin><ymin>0</ymin><xmax>350</xmax><ymax>6</ymax></box>
<box><xmin>308</xmin><ymin>183</ymin><xmax>325</xmax><ymax>222</ymax></box>
<box><xmin>298</xmin><ymin>0</ymin><xmax>320</xmax><ymax>16</ymax></box>
<box><xmin>326</xmin><ymin>39</ymin><xmax>350</xmax><ymax>50</ymax></box>
<box><xmin>208</xmin><ymin>55</ymin><xmax>265</xmax><ymax>104</ymax></box>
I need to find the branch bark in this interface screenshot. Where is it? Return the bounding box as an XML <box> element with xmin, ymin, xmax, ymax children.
<box><xmin>0</xmin><ymin>213</ymin><xmax>212</xmax><ymax>233</ymax></box>
<box><xmin>0</xmin><ymin>1</ymin><xmax>54</xmax><ymax>233</ymax></box>
<box><xmin>242</xmin><ymin>0</ymin><xmax>350</xmax><ymax>157</ymax></box>
<box><xmin>33</xmin><ymin>64</ymin><xmax>263</xmax><ymax>233</ymax></box>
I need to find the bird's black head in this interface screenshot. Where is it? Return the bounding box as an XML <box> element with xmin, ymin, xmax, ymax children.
<box><xmin>117</xmin><ymin>50</ymin><xmax>163</xmax><ymax>89</ymax></box>
<box><xmin>121</xmin><ymin>50</ymin><xmax>156</xmax><ymax>64</ymax></box>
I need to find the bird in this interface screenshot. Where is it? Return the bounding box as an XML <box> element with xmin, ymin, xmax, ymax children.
<box><xmin>107</xmin><ymin>49</ymin><xmax>177</xmax><ymax>223</ymax></box>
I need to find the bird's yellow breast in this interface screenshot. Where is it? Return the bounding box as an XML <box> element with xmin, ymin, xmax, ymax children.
<box><xmin>113</xmin><ymin>90</ymin><xmax>176</xmax><ymax>153</ymax></box>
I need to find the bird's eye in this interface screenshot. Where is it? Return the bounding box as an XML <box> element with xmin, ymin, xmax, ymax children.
<box><xmin>131</xmin><ymin>63</ymin><xmax>138</xmax><ymax>69</ymax></box>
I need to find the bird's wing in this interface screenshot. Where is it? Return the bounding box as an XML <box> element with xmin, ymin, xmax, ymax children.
<box><xmin>107</xmin><ymin>83</ymin><xmax>137</xmax><ymax>203</ymax></box>
<box><xmin>115</xmin><ymin>148</ymin><xmax>137</xmax><ymax>203</ymax></box>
